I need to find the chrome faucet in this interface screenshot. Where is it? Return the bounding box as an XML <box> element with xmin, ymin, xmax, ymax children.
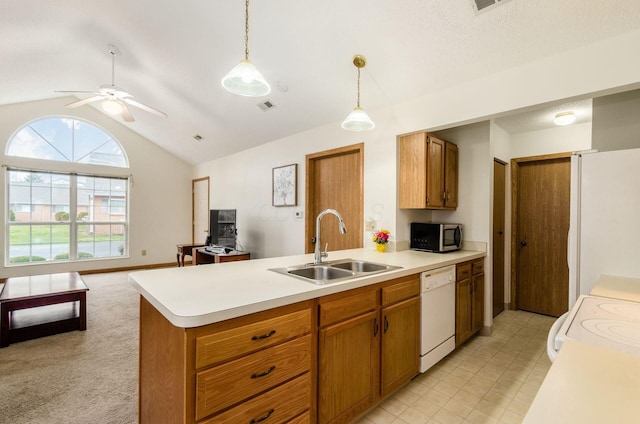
<box><xmin>314</xmin><ymin>208</ymin><xmax>347</xmax><ymax>264</ymax></box>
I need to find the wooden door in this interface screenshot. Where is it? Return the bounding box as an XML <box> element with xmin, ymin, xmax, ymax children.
<box><xmin>318</xmin><ymin>311</ymin><xmax>379</xmax><ymax>424</ymax></box>
<box><xmin>455</xmin><ymin>277</ymin><xmax>472</xmax><ymax>346</ymax></box>
<box><xmin>492</xmin><ymin>160</ymin><xmax>506</xmax><ymax>317</ymax></box>
<box><xmin>398</xmin><ymin>133</ymin><xmax>428</xmax><ymax>208</ymax></box>
<box><xmin>305</xmin><ymin>144</ymin><xmax>364</xmax><ymax>254</ymax></box>
<box><xmin>444</xmin><ymin>142</ymin><xmax>458</xmax><ymax>208</ymax></box>
<box><xmin>192</xmin><ymin>177</ymin><xmax>210</xmax><ymax>244</ymax></box>
<box><xmin>381</xmin><ymin>296</ymin><xmax>420</xmax><ymax>397</ymax></box>
<box><xmin>426</xmin><ymin>136</ymin><xmax>445</xmax><ymax>208</ymax></box>
<box><xmin>513</xmin><ymin>155</ymin><xmax>570</xmax><ymax>317</ymax></box>
<box><xmin>472</xmin><ymin>274</ymin><xmax>484</xmax><ymax>332</ymax></box>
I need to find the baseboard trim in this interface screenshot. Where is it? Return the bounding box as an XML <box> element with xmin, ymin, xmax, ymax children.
<box><xmin>79</xmin><ymin>262</ymin><xmax>176</xmax><ymax>275</ymax></box>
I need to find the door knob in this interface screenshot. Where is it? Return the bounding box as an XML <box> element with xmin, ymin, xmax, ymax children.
<box><xmin>520</xmin><ymin>241</ymin><xmax>527</xmax><ymax>247</ymax></box>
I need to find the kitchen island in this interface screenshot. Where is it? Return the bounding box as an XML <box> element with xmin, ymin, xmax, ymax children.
<box><xmin>130</xmin><ymin>247</ymin><xmax>485</xmax><ymax>424</ymax></box>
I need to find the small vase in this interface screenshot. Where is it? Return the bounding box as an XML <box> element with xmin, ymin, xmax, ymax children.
<box><xmin>376</xmin><ymin>243</ymin><xmax>386</xmax><ymax>253</ymax></box>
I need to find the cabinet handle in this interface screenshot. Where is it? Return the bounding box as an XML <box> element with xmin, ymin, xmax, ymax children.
<box><xmin>249</xmin><ymin>408</ymin><xmax>275</xmax><ymax>424</ymax></box>
<box><xmin>373</xmin><ymin>318</ymin><xmax>379</xmax><ymax>337</ymax></box>
<box><xmin>384</xmin><ymin>315</ymin><xmax>389</xmax><ymax>333</ymax></box>
<box><xmin>442</xmin><ymin>191</ymin><xmax>446</xmax><ymax>201</ymax></box>
<box><xmin>250</xmin><ymin>365</ymin><xmax>276</xmax><ymax>379</ymax></box>
<box><xmin>251</xmin><ymin>330</ymin><xmax>276</xmax><ymax>341</ymax></box>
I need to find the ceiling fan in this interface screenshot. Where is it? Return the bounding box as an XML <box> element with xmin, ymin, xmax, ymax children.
<box><xmin>56</xmin><ymin>44</ymin><xmax>167</xmax><ymax>122</ymax></box>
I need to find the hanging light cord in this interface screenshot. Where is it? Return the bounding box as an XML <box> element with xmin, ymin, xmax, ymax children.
<box><xmin>110</xmin><ymin>51</ymin><xmax>116</xmax><ymax>86</ymax></box>
<box><xmin>356</xmin><ymin>67</ymin><xmax>361</xmax><ymax>108</ymax></box>
<box><xmin>244</xmin><ymin>0</ymin><xmax>250</xmax><ymax>60</ymax></box>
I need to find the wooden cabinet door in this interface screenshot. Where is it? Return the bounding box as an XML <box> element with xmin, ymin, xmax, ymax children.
<box><xmin>318</xmin><ymin>311</ymin><xmax>379</xmax><ymax>424</ymax></box>
<box><xmin>398</xmin><ymin>133</ymin><xmax>428</xmax><ymax>209</ymax></box>
<box><xmin>381</xmin><ymin>296</ymin><xmax>420</xmax><ymax>397</ymax></box>
<box><xmin>472</xmin><ymin>274</ymin><xmax>484</xmax><ymax>334</ymax></box>
<box><xmin>426</xmin><ymin>136</ymin><xmax>445</xmax><ymax>208</ymax></box>
<box><xmin>444</xmin><ymin>142</ymin><xmax>458</xmax><ymax>208</ymax></box>
<box><xmin>455</xmin><ymin>277</ymin><xmax>472</xmax><ymax>347</ymax></box>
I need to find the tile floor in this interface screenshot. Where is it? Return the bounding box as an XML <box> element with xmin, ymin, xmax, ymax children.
<box><xmin>356</xmin><ymin>310</ymin><xmax>557</xmax><ymax>424</ymax></box>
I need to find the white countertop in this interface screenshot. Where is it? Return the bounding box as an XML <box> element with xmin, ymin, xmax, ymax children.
<box><xmin>129</xmin><ymin>248</ymin><xmax>484</xmax><ymax>328</ymax></box>
<box><xmin>523</xmin><ymin>339</ymin><xmax>640</xmax><ymax>424</ymax></box>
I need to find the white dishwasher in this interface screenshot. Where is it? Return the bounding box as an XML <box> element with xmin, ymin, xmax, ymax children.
<box><xmin>420</xmin><ymin>265</ymin><xmax>456</xmax><ymax>373</ymax></box>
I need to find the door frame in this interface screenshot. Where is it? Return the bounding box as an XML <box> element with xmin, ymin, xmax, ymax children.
<box><xmin>493</xmin><ymin>158</ymin><xmax>507</xmax><ymax>317</ymax></box>
<box><xmin>305</xmin><ymin>143</ymin><xmax>364</xmax><ymax>253</ymax></box>
<box><xmin>510</xmin><ymin>152</ymin><xmax>571</xmax><ymax>309</ymax></box>
<box><xmin>192</xmin><ymin>176</ymin><xmax>210</xmax><ymax>244</ymax></box>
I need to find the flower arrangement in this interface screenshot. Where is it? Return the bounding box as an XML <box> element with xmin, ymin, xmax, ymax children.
<box><xmin>372</xmin><ymin>229</ymin><xmax>390</xmax><ymax>245</ymax></box>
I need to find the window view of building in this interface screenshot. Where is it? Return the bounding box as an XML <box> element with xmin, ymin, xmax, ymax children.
<box><xmin>5</xmin><ymin>117</ymin><xmax>129</xmax><ymax>265</ymax></box>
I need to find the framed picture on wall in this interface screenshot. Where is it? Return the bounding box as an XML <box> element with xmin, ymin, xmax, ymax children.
<box><xmin>272</xmin><ymin>163</ymin><xmax>297</xmax><ymax>206</ymax></box>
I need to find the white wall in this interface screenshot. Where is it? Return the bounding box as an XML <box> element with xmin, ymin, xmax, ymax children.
<box><xmin>592</xmin><ymin>89</ymin><xmax>640</xmax><ymax>151</ymax></box>
<box><xmin>510</xmin><ymin>122</ymin><xmax>592</xmax><ymax>158</ymax></box>
<box><xmin>0</xmin><ymin>97</ymin><xmax>192</xmax><ymax>278</ymax></box>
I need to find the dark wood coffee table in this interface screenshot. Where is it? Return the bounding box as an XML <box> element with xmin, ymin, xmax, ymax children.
<box><xmin>0</xmin><ymin>272</ymin><xmax>88</xmax><ymax>347</ymax></box>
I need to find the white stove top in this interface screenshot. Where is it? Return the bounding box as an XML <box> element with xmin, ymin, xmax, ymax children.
<box><xmin>555</xmin><ymin>295</ymin><xmax>640</xmax><ymax>356</ymax></box>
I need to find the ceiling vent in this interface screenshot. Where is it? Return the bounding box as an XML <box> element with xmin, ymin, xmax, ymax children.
<box><xmin>471</xmin><ymin>0</ymin><xmax>511</xmax><ymax>15</ymax></box>
<box><xmin>257</xmin><ymin>100</ymin><xmax>276</xmax><ymax>112</ymax></box>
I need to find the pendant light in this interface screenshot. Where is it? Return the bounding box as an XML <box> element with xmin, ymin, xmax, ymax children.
<box><xmin>221</xmin><ymin>0</ymin><xmax>270</xmax><ymax>97</ymax></box>
<box><xmin>342</xmin><ymin>55</ymin><xmax>375</xmax><ymax>131</ymax></box>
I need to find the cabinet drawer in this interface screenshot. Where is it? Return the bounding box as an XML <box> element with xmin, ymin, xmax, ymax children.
<box><xmin>381</xmin><ymin>275</ymin><xmax>420</xmax><ymax>306</ymax></box>
<box><xmin>196</xmin><ymin>335</ymin><xmax>311</xmax><ymax>420</ymax></box>
<box><xmin>196</xmin><ymin>309</ymin><xmax>311</xmax><ymax>369</ymax></box>
<box><xmin>199</xmin><ymin>373</ymin><xmax>311</xmax><ymax>424</ymax></box>
<box><xmin>319</xmin><ymin>287</ymin><xmax>377</xmax><ymax>326</ymax></box>
<box><xmin>457</xmin><ymin>263</ymin><xmax>471</xmax><ymax>281</ymax></box>
<box><xmin>472</xmin><ymin>260</ymin><xmax>484</xmax><ymax>275</ymax></box>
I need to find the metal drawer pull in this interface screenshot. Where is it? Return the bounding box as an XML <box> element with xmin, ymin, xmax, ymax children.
<box><xmin>249</xmin><ymin>408</ymin><xmax>275</xmax><ymax>424</ymax></box>
<box><xmin>384</xmin><ymin>316</ymin><xmax>389</xmax><ymax>333</ymax></box>
<box><xmin>250</xmin><ymin>365</ymin><xmax>276</xmax><ymax>379</ymax></box>
<box><xmin>251</xmin><ymin>330</ymin><xmax>276</xmax><ymax>341</ymax></box>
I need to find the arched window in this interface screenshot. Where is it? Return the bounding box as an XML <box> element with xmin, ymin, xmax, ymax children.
<box><xmin>5</xmin><ymin>117</ymin><xmax>130</xmax><ymax>265</ymax></box>
<box><xmin>6</xmin><ymin>117</ymin><xmax>128</xmax><ymax>167</ymax></box>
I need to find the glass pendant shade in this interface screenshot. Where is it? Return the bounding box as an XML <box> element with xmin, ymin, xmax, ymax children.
<box><xmin>342</xmin><ymin>107</ymin><xmax>375</xmax><ymax>131</ymax></box>
<box><xmin>221</xmin><ymin>59</ymin><xmax>270</xmax><ymax>97</ymax></box>
<box><xmin>102</xmin><ymin>99</ymin><xmax>124</xmax><ymax>115</ymax></box>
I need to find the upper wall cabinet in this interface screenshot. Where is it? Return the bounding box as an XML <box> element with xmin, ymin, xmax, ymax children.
<box><xmin>398</xmin><ymin>133</ymin><xmax>458</xmax><ymax>209</ymax></box>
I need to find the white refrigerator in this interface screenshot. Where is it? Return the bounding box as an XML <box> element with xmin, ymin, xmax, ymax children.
<box><xmin>568</xmin><ymin>148</ymin><xmax>640</xmax><ymax>307</ymax></box>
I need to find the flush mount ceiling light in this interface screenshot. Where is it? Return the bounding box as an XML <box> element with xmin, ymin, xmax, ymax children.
<box><xmin>341</xmin><ymin>55</ymin><xmax>375</xmax><ymax>132</ymax></box>
<box><xmin>221</xmin><ymin>0</ymin><xmax>270</xmax><ymax>97</ymax></box>
<box><xmin>554</xmin><ymin>111</ymin><xmax>576</xmax><ymax>126</ymax></box>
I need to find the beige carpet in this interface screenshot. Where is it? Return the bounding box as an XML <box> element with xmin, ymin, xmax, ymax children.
<box><xmin>0</xmin><ymin>271</ymin><xmax>138</xmax><ymax>424</ymax></box>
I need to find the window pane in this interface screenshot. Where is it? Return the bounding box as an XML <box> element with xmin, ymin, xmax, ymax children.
<box><xmin>8</xmin><ymin>224</ymin><xmax>70</xmax><ymax>263</ymax></box>
<box><xmin>6</xmin><ymin>117</ymin><xmax>127</xmax><ymax>167</ymax></box>
<box><xmin>77</xmin><ymin>224</ymin><xmax>126</xmax><ymax>259</ymax></box>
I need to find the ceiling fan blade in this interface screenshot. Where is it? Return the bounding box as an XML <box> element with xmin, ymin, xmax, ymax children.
<box><xmin>65</xmin><ymin>95</ymin><xmax>106</xmax><ymax>108</ymax></box>
<box><xmin>123</xmin><ymin>98</ymin><xmax>168</xmax><ymax>118</ymax></box>
<box><xmin>55</xmin><ymin>90</ymin><xmax>101</xmax><ymax>94</ymax></box>
<box><xmin>121</xmin><ymin>103</ymin><xmax>135</xmax><ymax>122</ymax></box>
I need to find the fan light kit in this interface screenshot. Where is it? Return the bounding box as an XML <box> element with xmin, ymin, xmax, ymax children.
<box><xmin>221</xmin><ymin>0</ymin><xmax>270</xmax><ymax>97</ymax></box>
<box><xmin>56</xmin><ymin>44</ymin><xmax>167</xmax><ymax>122</ymax></box>
<box><xmin>342</xmin><ymin>55</ymin><xmax>375</xmax><ymax>132</ymax></box>
<box><xmin>554</xmin><ymin>111</ymin><xmax>576</xmax><ymax>126</ymax></box>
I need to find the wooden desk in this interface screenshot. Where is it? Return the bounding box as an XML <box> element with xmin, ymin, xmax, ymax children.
<box><xmin>194</xmin><ymin>249</ymin><xmax>250</xmax><ymax>265</ymax></box>
<box><xmin>176</xmin><ymin>243</ymin><xmax>205</xmax><ymax>267</ymax></box>
<box><xmin>0</xmin><ymin>272</ymin><xmax>88</xmax><ymax>347</ymax></box>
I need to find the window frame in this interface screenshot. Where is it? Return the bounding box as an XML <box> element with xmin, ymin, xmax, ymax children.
<box><xmin>4</xmin><ymin>116</ymin><xmax>131</xmax><ymax>267</ymax></box>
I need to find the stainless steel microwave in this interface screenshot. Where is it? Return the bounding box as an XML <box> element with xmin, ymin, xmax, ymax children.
<box><xmin>410</xmin><ymin>223</ymin><xmax>462</xmax><ymax>252</ymax></box>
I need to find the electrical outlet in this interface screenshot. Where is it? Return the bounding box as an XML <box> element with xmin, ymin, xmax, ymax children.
<box><xmin>365</xmin><ymin>220</ymin><xmax>376</xmax><ymax>231</ymax></box>
<box><xmin>141</xmin><ymin>249</ymin><xmax>147</xmax><ymax>256</ymax></box>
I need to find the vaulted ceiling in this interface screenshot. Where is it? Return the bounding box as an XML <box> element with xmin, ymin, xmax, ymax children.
<box><xmin>2</xmin><ymin>1</ymin><xmax>640</xmax><ymax>164</ymax></box>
